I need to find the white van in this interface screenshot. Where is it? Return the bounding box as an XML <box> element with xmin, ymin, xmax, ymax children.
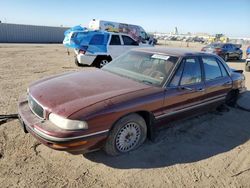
<box><xmin>89</xmin><ymin>19</ymin><xmax>151</xmax><ymax>44</ymax></box>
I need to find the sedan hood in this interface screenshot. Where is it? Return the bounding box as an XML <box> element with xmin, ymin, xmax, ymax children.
<box><xmin>29</xmin><ymin>68</ymin><xmax>151</xmax><ymax>118</ymax></box>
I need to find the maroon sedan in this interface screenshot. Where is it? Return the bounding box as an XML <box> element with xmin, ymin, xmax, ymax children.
<box><xmin>18</xmin><ymin>47</ymin><xmax>246</xmax><ymax>156</ymax></box>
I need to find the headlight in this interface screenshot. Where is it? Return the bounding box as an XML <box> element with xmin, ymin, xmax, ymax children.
<box><xmin>49</xmin><ymin>113</ymin><xmax>88</xmax><ymax>130</ymax></box>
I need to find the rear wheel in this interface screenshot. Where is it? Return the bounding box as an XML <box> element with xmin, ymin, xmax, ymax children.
<box><xmin>99</xmin><ymin>59</ymin><xmax>109</xmax><ymax>68</ymax></box>
<box><xmin>104</xmin><ymin>114</ymin><xmax>147</xmax><ymax>156</ymax></box>
<box><xmin>93</xmin><ymin>56</ymin><xmax>112</xmax><ymax>68</ymax></box>
<box><xmin>226</xmin><ymin>90</ymin><xmax>239</xmax><ymax>107</ymax></box>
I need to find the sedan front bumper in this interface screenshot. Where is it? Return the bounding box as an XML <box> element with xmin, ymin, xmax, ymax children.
<box><xmin>18</xmin><ymin>95</ymin><xmax>108</xmax><ymax>153</ymax></box>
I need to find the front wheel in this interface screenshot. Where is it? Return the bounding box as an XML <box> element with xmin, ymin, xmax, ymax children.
<box><xmin>226</xmin><ymin>90</ymin><xmax>239</xmax><ymax>107</ymax></box>
<box><xmin>104</xmin><ymin>114</ymin><xmax>147</xmax><ymax>156</ymax></box>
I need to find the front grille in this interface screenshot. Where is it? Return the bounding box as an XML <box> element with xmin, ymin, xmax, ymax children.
<box><xmin>28</xmin><ymin>94</ymin><xmax>44</xmax><ymax>119</ymax></box>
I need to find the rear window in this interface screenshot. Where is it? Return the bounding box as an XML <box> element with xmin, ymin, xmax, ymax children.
<box><xmin>89</xmin><ymin>34</ymin><xmax>104</xmax><ymax>45</ymax></box>
<box><xmin>71</xmin><ymin>32</ymin><xmax>86</xmax><ymax>40</ymax></box>
<box><xmin>122</xmin><ymin>35</ymin><xmax>138</xmax><ymax>46</ymax></box>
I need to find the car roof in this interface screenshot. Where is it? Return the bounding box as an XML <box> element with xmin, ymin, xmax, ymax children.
<box><xmin>209</xmin><ymin>42</ymin><xmax>236</xmax><ymax>46</ymax></box>
<box><xmin>133</xmin><ymin>47</ymin><xmax>208</xmax><ymax>57</ymax></box>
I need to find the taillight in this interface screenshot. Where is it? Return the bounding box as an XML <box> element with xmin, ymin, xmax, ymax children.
<box><xmin>79</xmin><ymin>49</ymin><xmax>86</xmax><ymax>54</ymax></box>
<box><xmin>79</xmin><ymin>46</ymin><xmax>88</xmax><ymax>54</ymax></box>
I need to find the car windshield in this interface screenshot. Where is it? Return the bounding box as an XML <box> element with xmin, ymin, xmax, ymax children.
<box><xmin>102</xmin><ymin>51</ymin><xmax>179</xmax><ymax>87</ymax></box>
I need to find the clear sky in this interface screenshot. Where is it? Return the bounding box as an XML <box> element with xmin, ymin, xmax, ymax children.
<box><xmin>0</xmin><ymin>0</ymin><xmax>249</xmax><ymax>37</ymax></box>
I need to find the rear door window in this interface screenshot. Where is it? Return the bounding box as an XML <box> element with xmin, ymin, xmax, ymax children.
<box><xmin>110</xmin><ymin>35</ymin><xmax>121</xmax><ymax>45</ymax></box>
<box><xmin>202</xmin><ymin>56</ymin><xmax>222</xmax><ymax>81</ymax></box>
<box><xmin>122</xmin><ymin>35</ymin><xmax>138</xmax><ymax>46</ymax></box>
<box><xmin>180</xmin><ymin>58</ymin><xmax>202</xmax><ymax>85</ymax></box>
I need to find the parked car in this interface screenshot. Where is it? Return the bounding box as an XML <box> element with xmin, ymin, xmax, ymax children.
<box><xmin>201</xmin><ymin>43</ymin><xmax>243</xmax><ymax>62</ymax></box>
<box><xmin>246</xmin><ymin>53</ymin><xmax>250</xmax><ymax>72</ymax></box>
<box><xmin>18</xmin><ymin>47</ymin><xmax>246</xmax><ymax>156</ymax></box>
<box><xmin>246</xmin><ymin>46</ymin><xmax>250</xmax><ymax>56</ymax></box>
<box><xmin>64</xmin><ymin>29</ymin><xmax>150</xmax><ymax>68</ymax></box>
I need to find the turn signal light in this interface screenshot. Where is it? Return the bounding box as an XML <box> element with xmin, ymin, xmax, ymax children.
<box><xmin>51</xmin><ymin>140</ymin><xmax>88</xmax><ymax>149</ymax></box>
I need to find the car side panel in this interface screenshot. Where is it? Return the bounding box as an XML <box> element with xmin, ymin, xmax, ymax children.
<box><xmin>69</xmin><ymin>87</ymin><xmax>166</xmax><ymax>134</ymax></box>
<box><xmin>203</xmin><ymin>77</ymin><xmax>232</xmax><ymax>101</ymax></box>
<box><xmin>108</xmin><ymin>34</ymin><xmax>125</xmax><ymax>59</ymax></box>
<box><xmin>160</xmin><ymin>83</ymin><xmax>206</xmax><ymax>119</ymax></box>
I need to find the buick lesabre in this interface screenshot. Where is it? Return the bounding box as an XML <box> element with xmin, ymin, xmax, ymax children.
<box><xmin>18</xmin><ymin>48</ymin><xmax>246</xmax><ymax>156</ymax></box>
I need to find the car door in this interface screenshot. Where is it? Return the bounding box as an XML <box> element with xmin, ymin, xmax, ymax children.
<box><xmin>201</xmin><ymin>55</ymin><xmax>232</xmax><ymax>103</ymax></box>
<box><xmin>107</xmin><ymin>34</ymin><xmax>124</xmax><ymax>59</ymax></box>
<box><xmin>158</xmin><ymin>56</ymin><xmax>206</xmax><ymax>120</ymax></box>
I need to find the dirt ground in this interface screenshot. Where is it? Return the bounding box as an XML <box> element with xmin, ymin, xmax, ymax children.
<box><xmin>0</xmin><ymin>42</ymin><xmax>250</xmax><ymax>188</ymax></box>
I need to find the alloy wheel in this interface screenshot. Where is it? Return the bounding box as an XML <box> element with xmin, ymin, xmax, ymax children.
<box><xmin>115</xmin><ymin>122</ymin><xmax>141</xmax><ymax>152</ymax></box>
<box><xmin>100</xmin><ymin>60</ymin><xmax>109</xmax><ymax>67</ymax></box>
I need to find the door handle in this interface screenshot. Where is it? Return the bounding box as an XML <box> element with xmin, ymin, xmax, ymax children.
<box><xmin>223</xmin><ymin>81</ymin><xmax>232</xmax><ymax>86</ymax></box>
<box><xmin>196</xmin><ymin>88</ymin><xmax>205</xmax><ymax>92</ymax></box>
<box><xmin>179</xmin><ymin>86</ymin><xmax>193</xmax><ymax>91</ymax></box>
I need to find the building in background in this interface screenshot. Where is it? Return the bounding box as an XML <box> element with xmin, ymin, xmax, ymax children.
<box><xmin>0</xmin><ymin>23</ymin><xmax>69</xmax><ymax>43</ymax></box>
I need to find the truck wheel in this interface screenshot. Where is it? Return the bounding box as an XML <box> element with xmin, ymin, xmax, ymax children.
<box><xmin>104</xmin><ymin>113</ymin><xmax>147</xmax><ymax>156</ymax></box>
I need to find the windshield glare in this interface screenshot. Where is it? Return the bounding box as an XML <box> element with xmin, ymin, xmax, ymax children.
<box><xmin>102</xmin><ymin>51</ymin><xmax>179</xmax><ymax>87</ymax></box>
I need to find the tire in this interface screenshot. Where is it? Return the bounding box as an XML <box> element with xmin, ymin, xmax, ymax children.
<box><xmin>93</xmin><ymin>56</ymin><xmax>111</xmax><ymax>68</ymax></box>
<box><xmin>104</xmin><ymin>113</ymin><xmax>147</xmax><ymax>156</ymax></box>
<box><xmin>226</xmin><ymin>90</ymin><xmax>239</xmax><ymax>107</ymax></box>
<box><xmin>99</xmin><ymin>59</ymin><xmax>109</xmax><ymax>68</ymax></box>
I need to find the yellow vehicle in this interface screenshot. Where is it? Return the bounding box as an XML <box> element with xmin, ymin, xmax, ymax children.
<box><xmin>208</xmin><ymin>34</ymin><xmax>229</xmax><ymax>43</ymax></box>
